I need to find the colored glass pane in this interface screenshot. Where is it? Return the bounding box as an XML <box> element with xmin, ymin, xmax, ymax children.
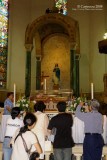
<box><xmin>55</xmin><ymin>0</ymin><xmax>67</xmax><ymax>15</ymax></box>
<box><xmin>0</xmin><ymin>0</ymin><xmax>8</xmax><ymax>88</ymax></box>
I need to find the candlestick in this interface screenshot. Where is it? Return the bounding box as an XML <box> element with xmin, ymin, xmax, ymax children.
<box><xmin>14</xmin><ymin>83</ymin><xmax>16</xmax><ymax>107</ymax></box>
<box><xmin>91</xmin><ymin>83</ymin><xmax>94</xmax><ymax>100</ymax></box>
<box><xmin>44</xmin><ymin>78</ymin><xmax>47</xmax><ymax>91</ymax></box>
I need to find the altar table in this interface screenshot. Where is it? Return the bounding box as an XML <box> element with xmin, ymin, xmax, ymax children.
<box><xmin>0</xmin><ymin>112</ymin><xmax>107</xmax><ymax>144</ymax></box>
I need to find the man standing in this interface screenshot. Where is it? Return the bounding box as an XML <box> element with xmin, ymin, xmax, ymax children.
<box><xmin>75</xmin><ymin>99</ymin><xmax>104</xmax><ymax>160</ymax></box>
<box><xmin>48</xmin><ymin>101</ymin><xmax>74</xmax><ymax>160</ymax></box>
<box><xmin>4</xmin><ymin>92</ymin><xmax>14</xmax><ymax>115</ymax></box>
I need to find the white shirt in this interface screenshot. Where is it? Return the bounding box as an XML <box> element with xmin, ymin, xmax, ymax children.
<box><xmin>5</xmin><ymin>117</ymin><xmax>23</xmax><ymax>137</ymax></box>
<box><xmin>11</xmin><ymin>130</ymin><xmax>38</xmax><ymax>160</ymax></box>
<box><xmin>32</xmin><ymin>111</ymin><xmax>49</xmax><ymax>159</ymax></box>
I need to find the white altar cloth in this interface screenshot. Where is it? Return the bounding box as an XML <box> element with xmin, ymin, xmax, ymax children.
<box><xmin>0</xmin><ymin>113</ymin><xmax>107</xmax><ymax>144</ymax></box>
<box><xmin>0</xmin><ymin>115</ymin><xmax>11</xmax><ymax>142</ymax></box>
<box><xmin>46</xmin><ymin>112</ymin><xmax>107</xmax><ymax>144</ymax></box>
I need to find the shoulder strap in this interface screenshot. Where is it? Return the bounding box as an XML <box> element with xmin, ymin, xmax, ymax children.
<box><xmin>21</xmin><ymin>134</ymin><xmax>30</xmax><ymax>153</ymax></box>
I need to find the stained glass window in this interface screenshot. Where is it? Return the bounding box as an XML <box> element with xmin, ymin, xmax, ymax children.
<box><xmin>55</xmin><ymin>0</ymin><xmax>67</xmax><ymax>15</ymax></box>
<box><xmin>0</xmin><ymin>0</ymin><xmax>8</xmax><ymax>88</ymax></box>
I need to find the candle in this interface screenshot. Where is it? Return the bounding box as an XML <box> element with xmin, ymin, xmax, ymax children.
<box><xmin>91</xmin><ymin>83</ymin><xmax>94</xmax><ymax>100</ymax></box>
<box><xmin>44</xmin><ymin>79</ymin><xmax>47</xmax><ymax>90</ymax></box>
<box><xmin>13</xmin><ymin>83</ymin><xmax>16</xmax><ymax>107</ymax></box>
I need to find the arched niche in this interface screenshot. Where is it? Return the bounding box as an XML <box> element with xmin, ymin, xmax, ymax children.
<box><xmin>25</xmin><ymin>13</ymin><xmax>80</xmax><ymax>97</ymax></box>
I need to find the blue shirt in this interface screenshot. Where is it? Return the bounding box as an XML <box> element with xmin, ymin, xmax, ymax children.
<box><xmin>75</xmin><ymin>105</ymin><xmax>103</xmax><ymax>134</ymax></box>
<box><xmin>4</xmin><ymin>98</ymin><xmax>13</xmax><ymax>115</ymax></box>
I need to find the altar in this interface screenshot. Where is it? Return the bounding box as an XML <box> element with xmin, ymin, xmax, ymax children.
<box><xmin>30</xmin><ymin>89</ymin><xmax>73</xmax><ymax>110</ymax></box>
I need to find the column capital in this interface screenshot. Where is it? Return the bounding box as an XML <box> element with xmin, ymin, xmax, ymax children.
<box><xmin>36</xmin><ymin>55</ymin><xmax>41</xmax><ymax>61</ymax></box>
<box><xmin>25</xmin><ymin>44</ymin><xmax>33</xmax><ymax>52</ymax></box>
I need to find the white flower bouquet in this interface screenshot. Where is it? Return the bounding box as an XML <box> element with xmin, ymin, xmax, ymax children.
<box><xmin>66</xmin><ymin>96</ymin><xmax>87</xmax><ymax>113</ymax></box>
<box><xmin>16</xmin><ymin>97</ymin><xmax>30</xmax><ymax>112</ymax></box>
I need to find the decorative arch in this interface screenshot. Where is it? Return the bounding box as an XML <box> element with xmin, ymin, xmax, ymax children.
<box><xmin>25</xmin><ymin>13</ymin><xmax>80</xmax><ymax>97</ymax></box>
<box><xmin>25</xmin><ymin>13</ymin><xmax>80</xmax><ymax>53</ymax></box>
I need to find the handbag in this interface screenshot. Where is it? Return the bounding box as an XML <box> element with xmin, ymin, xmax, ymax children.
<box><xmin>45</xmin><ymin>140</ymin><xmax>52</xmax><ymax>152</ymax></box>
<box><xmin>21</xmin><ymin>134</ymin><xmax>39</xmax><ymax>159</ymax></box>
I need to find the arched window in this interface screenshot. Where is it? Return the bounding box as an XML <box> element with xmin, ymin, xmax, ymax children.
<box><xmin>55</xmin><ymin>0</ymin><xmax>67</xmax><ymax>15</ymax></box>
<box><xmin>0</xmin><ymin>0</ymin><xmax>8</xmax><ymax>88</ymax></box>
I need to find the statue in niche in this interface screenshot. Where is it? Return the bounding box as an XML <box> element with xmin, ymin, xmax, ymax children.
<box><xmin>52</xmin><ymin>64</ymin><xmax>60</xmax><ymax>89</ymax></box>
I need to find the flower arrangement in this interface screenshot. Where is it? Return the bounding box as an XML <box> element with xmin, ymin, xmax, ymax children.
<box><xmin>66</xmin><ymin>96</ymin><xmax>87</xmax><ymax>113</ymax></box>
<box><xmin>16</xmin><ymin>97</ymin><xmax>33</xmax><ymax>112</ymax></box>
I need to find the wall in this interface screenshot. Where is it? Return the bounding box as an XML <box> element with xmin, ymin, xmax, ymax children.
<box><xmin>5</xmin><ymin>0</ymin><xmax>107</xmax><ymax>97</ymax></box>
<box><xmin>41</xmin><ymin>35</ymin><xmax>70</xmax><ymax>90</ymax></box>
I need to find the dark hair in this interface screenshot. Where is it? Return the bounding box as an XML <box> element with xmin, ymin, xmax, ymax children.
<box><xmin>29</xmin><ymin>152</ymin><xmax>39</xmax><ymax>160</ymax></box>
<box><xmin>34</xmin><ymin>101</ymin><xmax>46</xmax><ymax>112</ymax></box>
<box><xmin>14</xmin><ymin>113</ymin><xmax>37</xmax><ymax>142</ymax></box>
<box><xmin>7</xmin><ymin>92</ymin><xmax>14</xmax><ymax>98</ymax></box>
<box><xmin>24</xmin><ymin>112</ymin><xmax>37</xmax><ymax>126</ymax></box>
<box><xmin>19</xmin><ymin>113</ymin><xmax>36</xmax><ymax>133</ymax></box>
<box><xmin>11</xmin><ymin>107</ymin><xmax>20</xmax><ymax>119</ymax></box>
<box><xmin>57</xmin><ymin>101</ymin><xmax>66</xmax><ymax>112</ymax></box>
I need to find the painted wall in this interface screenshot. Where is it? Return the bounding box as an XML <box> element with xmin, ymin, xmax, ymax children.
<box><xmin>7</xmin><ymin>0</ymin><xmax>106</xmax><ymax>95</ymax></box>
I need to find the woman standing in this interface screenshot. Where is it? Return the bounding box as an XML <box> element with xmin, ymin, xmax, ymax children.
<box><xmin>11</xmin><ymin>112</ymin><xmax>42</xmax><ymax>160</ymax></box>
<box><xmin>3</xmin><ymin>107</ymin><xmax>23</xmax><ymax>160</ymax></box>
<box><xmin>32</xmin><ymin>101</ymin><xmax>49</xmax><ymax>160</ymax></box>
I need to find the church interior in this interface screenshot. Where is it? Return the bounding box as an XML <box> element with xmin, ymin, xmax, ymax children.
<box><xmin>0</xmin><ymin>0</ymin><xmax>107</xmax><ymax>104</ymax></box>
<box><xmin>0</xmin><ymin>0</ymin><xmax>107</xmax><ymax>159</ymax></box>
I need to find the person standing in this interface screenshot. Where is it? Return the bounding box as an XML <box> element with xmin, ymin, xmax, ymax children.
<box><xmin>48</xmin><ymin>101</ymin><xmax>74</xmax><ymax>160</ymax></box>
<box><xmin>11</xmin><ymin>112</ymin><xmax>42</xmax><ymax>160</ymax></box>
<box><xmin>0</xmin><ymin>92</ymin><xmax>14</xmax><ymax>142</ymax></box>
<box><xmin>32</xmin><ymin>101</ymin><xmax>49</xmax><ymax>160</ymax></box>
<box><xmin>75</xmin><ymin>99</ymin><xmax>104</xmax><ymax>160</ymax></box>
<box><xmin>4</xmin><ymin>92</ymin><xmax>14</xmax><ymax>115</ymax></box>
<box><xmin>3</xmin><ymin>107</ymin><xmax>23</xmax><ymax>160</ymax></box>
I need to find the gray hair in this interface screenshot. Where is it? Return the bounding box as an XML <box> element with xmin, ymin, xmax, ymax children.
<box><xmin>90</xmin><ymin>99</ymin><xmax>100</xmax><ymax>110</ymax></box>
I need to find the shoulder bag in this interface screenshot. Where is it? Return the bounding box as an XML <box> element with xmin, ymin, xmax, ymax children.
<box><xmin>21</xmin><ymin>134</ymin><xmax>39</xmax><ymax>159</ymax></box>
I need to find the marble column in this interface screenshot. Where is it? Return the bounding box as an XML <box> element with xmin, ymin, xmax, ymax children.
<box><xmin>70</xmin><ymin>50</ymin><xmax>80</xmax><ymax>97</ymax></box>
<box><xmin>36</xmin><ymin>56</ymin><xmax>41</xmax><ymax>90</ymax></box>
<box><xmin>25</xmin><ymin>44</ymin><xmax>33</xmax><ymax>97</ymax></box>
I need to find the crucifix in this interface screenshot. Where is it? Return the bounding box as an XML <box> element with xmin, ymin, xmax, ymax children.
<box><xmin>40</xmin><ymin>71</ymin><xmax>49</xmax><ymax>90</ymax></box>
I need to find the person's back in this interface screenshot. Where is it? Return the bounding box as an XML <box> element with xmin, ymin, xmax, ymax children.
<box><xmin>48</xmin><ymin>101</ymin><xmax>74</xmax><ymax>160</ymax></box>
<box><xmin>32</xmin><ymin>101</ymin><xmax>49</xmax><ymax>160</ymax></box>
<box><xmin>11</xmin><ymin>130</ymin><xmax>38</xmax><ymax>160</ymax></box>
<box><xmin>11</xmin><ymin>112</ymin><xmax>42</xmax><ymax>160</ymax></box>
<box><xmin>75</xmin><ymin>99</ymin><xmax>104</xmax><ymax>160</ymax></box>
<box><xmin>3</xmin><ymin>107</ymin><xmax>23</xmax><ymax>160</ymax></box>
<box><xmin>33</xmin><ymin>111</ymin><xmax>48</xmax><ymax>135</ymax></box>
<box><xmin>50</xmin><ymin>113</ymin><xmax>74</xmax><ymax>148</ymax></box>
